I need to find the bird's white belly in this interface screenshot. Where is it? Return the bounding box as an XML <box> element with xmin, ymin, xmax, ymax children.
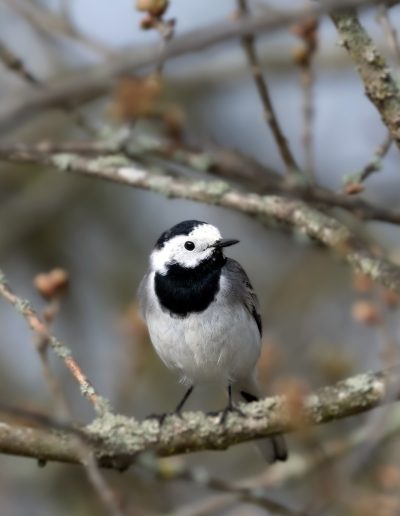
<box><xmin>146</xmin><ymin>291</ymin><xmax>261</xmax><ymax>386</ymax></box>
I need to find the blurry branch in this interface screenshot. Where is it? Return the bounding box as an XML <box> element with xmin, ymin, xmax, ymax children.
<box><xmin>0</xmin><ymin>367</ymin><xmax>397</xmax><ymax>467</ymax></box>
<box><xmin>343</xmin><ymin>132</ymin><xmax>392</xmax><ymax>193</ymax></box>
<box><xmin>2</xmin><ymin>148</ymin><xmax>400</xmax><ymax>293</ymax></box>
<box><xmin>0</xmin><ymin>40</ymin><xmax>40</xmax><ymax>85</ymax></box>
<box><xmin>0</xmin><ymin>0</ymin><xmax>397</xmax><ymax>135</ymax></box>
<box><xmin>331</xmin><ymin>8</ymin><xmax>400</xmax><ymax>150</ymax></box>
<box><xmin>377</xmin><ymin>5</ymin><xmax>400</xmax><ymax>66</ymax></box>
<box><xmin>149</xmin><ymin>460</ymin><xmax>300</xmax><ymax>515</ymax></box>
<box><xmin>34</xmin><ymin>280</ymin><xmax>71</xmax><ymax>420</ymax></box>
<box><xmin>2</xmin><ymin>0</ymin><xmax>111</xmax><ymax>57</ymax></box>
<box><xmin>237</xmin><ymin>0</ymin><xmax>299</xmax><ymax>174</ymax></box>
<box><xmin>0</xmin><ymin>28</ymin><xmax>95</xmax><ymax>133</ymax></box>
<box><xmin>292</xmin><ymin>18</ymin><xmax>319</xmax><ymax>180</ymax></box>
<box><xmin>0</xmin><ymin>267</ymin><xmax>110</xmax><ymax>416</ymax></box>
<box><xmin>1</xmin><ymin>140</ymin><xmax>400</xmax><ymax>226</ymax></box>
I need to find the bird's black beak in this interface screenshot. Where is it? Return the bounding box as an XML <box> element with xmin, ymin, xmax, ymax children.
<box><xmin>214</xmin><ymin>238</ymin><xmax>240</xmax><ymax>249</ymax></box>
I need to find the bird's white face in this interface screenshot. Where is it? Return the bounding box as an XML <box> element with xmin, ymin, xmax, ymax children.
<box><xmin>151</xmin><ymin>224</ymin><xmax>222</xmax><ymax>274</ymax></box>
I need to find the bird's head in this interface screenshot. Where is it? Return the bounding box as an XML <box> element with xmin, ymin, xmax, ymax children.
<box><xmin>150</xmin><ymin>220</ymin><xmax>239</xmax><ymax>274</ymax></box>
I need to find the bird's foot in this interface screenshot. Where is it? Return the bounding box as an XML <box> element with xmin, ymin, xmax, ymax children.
<box><xmin>219</xmin><ymin>404</ymin><xmax>245</xmax><ymax>424</ymax></box>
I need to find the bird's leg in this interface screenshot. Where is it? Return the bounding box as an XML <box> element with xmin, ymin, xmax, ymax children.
<box><xmin>174</xmin><ymin>385</ymin><xmax>194</xmax><ymax>415</ymax></box>
<box><xmin>146</xmin><ymin>385</ymin><xmax>194</xmax><ymax>425</ymax></box>
<box><xmin>219</xmin><ymin>384</ymin><xmax>245</xmax><ymax>424</ymax></box>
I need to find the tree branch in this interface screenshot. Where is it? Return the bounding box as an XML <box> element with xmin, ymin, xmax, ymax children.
<box><xmin>2</xmin><ymin>139</ymin><xmax>400</xmax><ymax>226</ymax></box>
<box><xmin>1</xmin><ymin>149</ymin><xmax>400</xmax><ymax>293</ymax></box>
<box><xmin>0</xmin><ymin>367</ymin><xmax>396</xmax><ymax>468</ymax></box>
<box><xmin>331</xmin><ymin>8</ymin><xmax>400</xmax><ymax>149</ymax></box>
<box><xmin>0</xmin><ymin>0</ymin><xmax>396</xmax><ymax>135</ymax></box>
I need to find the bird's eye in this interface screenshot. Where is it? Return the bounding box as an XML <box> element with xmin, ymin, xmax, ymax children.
<box><xmin>184</xmin><ymin>241</ymin><xmax>195</xmax><ymax>251</ymax></box>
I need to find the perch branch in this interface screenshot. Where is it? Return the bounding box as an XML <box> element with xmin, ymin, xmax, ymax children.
<box><xmin>0</xmin><ymin>367</ymin><xmax>397</xmax><ymax>468</ymax></box>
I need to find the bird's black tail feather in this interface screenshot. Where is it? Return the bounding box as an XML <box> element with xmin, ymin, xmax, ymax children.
<box><xmin>240</xmin><ymin>390</ymin><xmax>288</xmax><ymax>463</ymax></box>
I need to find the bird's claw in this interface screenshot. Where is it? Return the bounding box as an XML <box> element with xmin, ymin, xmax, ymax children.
<box><xmin>207</xmin><ymin>404</ymin><xmax>245</xmax><ymax>424</ymax></box>
<box><xmin>145</xmin><ymin>410</ymin><xmax>183</xmax><ymax>425</ymax></box>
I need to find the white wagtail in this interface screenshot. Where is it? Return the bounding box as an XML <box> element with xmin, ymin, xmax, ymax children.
<box><xmin>138</xmin><ymin>220</ymin><xmax>287</xmax><ymax>463</ymax></box>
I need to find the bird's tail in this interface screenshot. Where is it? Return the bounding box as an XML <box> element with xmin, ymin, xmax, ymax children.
<box><xmin>233</xmin><ymin>378</ymin><xmax>288</xmax><ymax>464</ymax></box>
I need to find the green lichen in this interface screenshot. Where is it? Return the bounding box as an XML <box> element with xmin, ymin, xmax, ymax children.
<box><xmin>49</xmin><ymin>336</ymin><xmax>71</xmax><ymax>359</ymax></box>
<box><xmin>187</xmin><ymin>152</ymin><xmax>213</xmax><ymax>172</ymax></box>
<box><xmin>15</xmin><ymin>298</ymin><xmax>31</xmax><ymax>314</ymax></box>
<box><xmin>52</xmin><ymin>153</ymin><xmax>77</xmax><ymax>171</ymax></box>
<box><xmin>190</xmin><ymin>180</ymin><xmax>230</xmax><ymax>200</ymax></box>
<box><xmin>90</xmin><ymin>155</ymin><xmax>131</xmax><ymax>168</ymax></box>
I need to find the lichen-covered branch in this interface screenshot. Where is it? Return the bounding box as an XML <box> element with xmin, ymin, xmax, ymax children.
<box><xmin>0</xmin><ymin>367</ymin><xmax>396</xmax><ymax>468</ymax></box>
<box><xmin>331</xmin><ymin>8</ymin><xmax>400</xmax><ymax>149</ymax></box>
<box><xmin>2</xmin><ymin>140</ymin><xmax>400</xmax><ymax>226</ymax></box>
<box><xmin>1</xmin><ymin>149</ymin><xmax>400</xmax><ymax>294</ymax></box>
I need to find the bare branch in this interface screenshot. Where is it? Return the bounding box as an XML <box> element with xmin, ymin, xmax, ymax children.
<box><xmin>3</xmin><ymin>0</ymin><xmax>111</xmax><ymax>57</ymax></box>
<box><xmin>344</xmin><ymin>132</ymin><xmax>392</xmax><ymax>193</ymax></box>
<box><xmin>0</xmin><ymin>0</ymin><xmax>396</xmax><ymax>135</ymax></box>
<box><xmin>0</xmin><ymin>40</ymin><xmax>40</xmax><ymax>85</ymax></box>
<box><xmin>237</xmin><ymin>0</ymin><xmax>299</xmax><ymax>174</ymax></box>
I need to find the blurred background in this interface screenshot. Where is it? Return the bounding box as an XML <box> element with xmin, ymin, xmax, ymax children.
<box><xmin>1</xmin><ymin>0</ymin><xmax>400</xmax><ymax>514</ymax></box>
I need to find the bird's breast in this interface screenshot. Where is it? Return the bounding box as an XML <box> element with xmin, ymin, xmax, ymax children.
<box><xmin>145</xmin><ymin>273</ymin><xmax>261</xmax><ymax>385</ymax></box>
<box><xmin>154</xmin><ymin>260</ymin><xmax>223</xmax><ymax>317</ymax></box>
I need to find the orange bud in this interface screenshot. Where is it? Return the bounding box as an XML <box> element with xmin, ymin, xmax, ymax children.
<box><xmin>344</xmin><ymin>181</ymin><xmax>364</xmax><ymax>195</ymax></box>
<box><xmin>136</xmin><ymin>0</ymin><xmax>168</xmax><ymax>17</ymax></box>
<box><xmin>352</xmin><ymin>300</ymin><xmax>382</xmax><ymax>326</ymax></box>
<box><xmin>34</xmin><ymin>268</ymin><xmax>69</xmax><ymax>300</ymax></box>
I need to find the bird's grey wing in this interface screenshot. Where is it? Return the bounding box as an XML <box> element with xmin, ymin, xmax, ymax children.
<box><xmin>224</xmin><ymin>258</ymin><xmax>262</xmax><ymax>336</ymax></box>
<box><xmin>137</xmin><ymin>272</ymin><xmax>151</xmax><ymax>321</ymax></box>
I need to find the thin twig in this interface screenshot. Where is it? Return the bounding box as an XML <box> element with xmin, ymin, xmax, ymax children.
<box><xmin>35</xmin><ymin>297</ymin><xmax>71</xmax><ymax>419</ymax></box>
<box><xmin>377</xmin><ymin>5</ymin><xmax>400</xmax><ymax>66</ymax></box>
<box><xmin>344</xmin><ymin>132</ymin><xmax>392</xmax><ymax>193</ymax></box>
<box><xmin>0</xmin><ymin>268</ymin><xmax>109</xmax><ymax>416</ymax></box>
<box><xmin>0</xmin><ymin>40</ymin><xmax>40</xmax><ymax>85</ymax></box>
<box><xmin>2</xmin><ymin>0</ymin><xmax>111</xmax><ymax>57</ymax></box>
<box><xmin>237</xmin><ymin>0</ymin><xmax>299</xmax><ymax>173</ymax></box>
<box><xmin>292</xmin><ymin>18</ymin><xmax>319</xmax><ymax>180</ymax></box>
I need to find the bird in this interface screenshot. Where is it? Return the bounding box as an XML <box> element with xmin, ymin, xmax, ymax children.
<box><xmin>138</xmin><ymin>219</ymin><xmax>287</xmax><ymax>463</ymax></box>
